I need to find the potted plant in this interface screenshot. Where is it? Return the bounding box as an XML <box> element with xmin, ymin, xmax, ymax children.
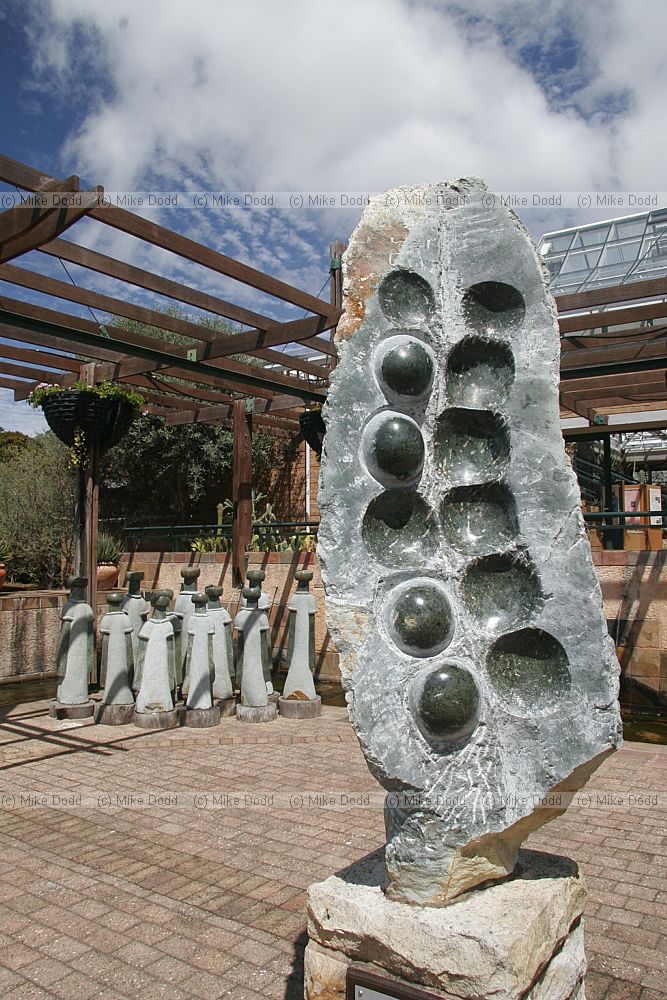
<box><xmin>0</xmin><ymin>535</ymin><xmax>11</xmax><ymax>591</ymax></box>
<box><xmin>29</xmin><ymin>380</ymin><xmax>144</xmax><ymax>467</ymax></box>
<box><xmin>96</xmin><ymin>531</ymin><xmax>124</xmax><ymax>590</ymax></box>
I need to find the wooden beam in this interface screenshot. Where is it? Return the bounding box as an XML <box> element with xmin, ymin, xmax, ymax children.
<box><xmin>0</xmin><ymin>344</ymin><xmax>80</xmax><ymax>371</ymax></box>
<box><xmin>559</xmin><ymin>301</ymin><xmax>667</xmax><ymax>335</ymax></box>
<box><xmin>560</xmin><ymin>339</ymin><xmax>667</xmax><ymax>370</ymax></box>
<box><xmin>0</xmin><ymin>299</ymin><xmax>328</xmax><ymax>402</ymax></box>
<box><xmin>40</xmin><ymin>237</ymin><xmax>276</xmax><ymax>330</ymax></box>
<box><xmin>0</xmin><ymin>175</ymin><xmax>80</xmax><ymax>244</ymax></box>
<box><xmin>563</xmin><ymin>419</ymin><xmax>667</xmax><ymax>440</ymax></box>
<box><xmin>232</xmin><ymin>401</ymin><xmax>253</xmax><ymax>586</ymax></box>
<box><xmin>166</xmin><ymin>407</ymin><xmax>299</xmax><ymax>433</ymax></box>
<box><xmin>0</xmin><ymin>263</ymin><xmax>339</xmax><ymax>360</ymax></box>
<box><xmin>561</xmin><ymin>324</ymin><xmax>667</xmax><ymax>351</ymax></box>
<box><xmin>0</xmin><ymin>360</ymin><xmax>72</xmax><ymax>384</ymax></box>
<box><xmin>0</xmin><ymin>188</ymin><xmax>103</xmax><ymax>264</ymax></box>
<box><xmin>0</xmin><ymin>155</ymin><xmax>336</xmax><ymax>317</ymax></box>
<box><xmin>555</xmin><ymin>276</ymin><xmax>667</xmax><ymax>313</ymax></box>
<box><xmin>0</xmin><ymin>262</ymin><xmax>216</xmax><ymax>343</ymax></box>
<box><xmin>39</xmin><ymin>242</ymin><xmax>336</xmax><ymax>372</ymax></box>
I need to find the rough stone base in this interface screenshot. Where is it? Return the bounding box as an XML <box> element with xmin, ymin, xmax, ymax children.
<box><xmin>236</xmin><ymin>703</ymin><xmax>277</xmax><ymax>724</ymax></box>
<box><xmin>49</xmin><ymin>700</ymin><xmax>95</xmax><ymax>720</ymax></box>
<box><xmin>215</xmin><ymin>696</ymin><xmax>237</xmax><ymax>717</ymax></box>
<box><xmin>278</xmin><ymin>695</ymin><xmax>322</xmax><ymax>719</ymax></box>
<box><xmin>305</xmin><ymin>849</ymin><xmax>587</xmax><ymax>1000</ymax></box>
<box><xmin>133</xmin><ymin>708</ymin><xmax>180</xmax><ymax>730</ymax></box>
<box><xmin>185</xmin><ymin>705</ymin><xmax>221</xmax><ymax>728</ymax></box>
<box><xmin>94</xmin><ymin>702</ymin><xmax>135</xmax><ymax>726</ymax></box>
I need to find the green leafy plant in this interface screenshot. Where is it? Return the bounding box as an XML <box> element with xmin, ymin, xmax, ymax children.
<box><xmin>0</xmin><ymin>432</ymin><xmax>75</xmax><ymax>588</ymax></box>
<box><xmin>0</xmin><ymin>534</ymin><xmax>12</xmax><ymax>564</ymax></box>
<box><xmin>191</xmin><ymin>534</ymin><xmax>230</xmax><ymax>553</ymax></box>
<box><xmin>97</xmin><ymin>530</ymin><xmax>124</xmax><ymax>564</ymax></box>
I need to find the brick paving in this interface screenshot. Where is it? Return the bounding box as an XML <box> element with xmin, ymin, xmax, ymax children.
<box><xmin>0</xmin><ymin>700</ymin><xmax>664</xmax><ymax>1000</ymax></box>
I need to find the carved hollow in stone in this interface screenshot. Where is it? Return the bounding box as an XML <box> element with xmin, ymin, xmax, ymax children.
<box><xmin>361</xmin><ymin>410</ymin><xmax>425</xmax><ymax>487</ymax></box>
<box><xmin>378</xmin><ymin>269</ymin><xmax>435</xmax><ymax>326</ymax></box>
<box><xmin>434</xmin><ymin>407</ymin><xmax>510</xmax><ymax>485</ymax></box>
<box><xmin>440</xmin><ymin>482</ymin><xmax>518</xmax><ymax>556</ymax></box>
<box><xmin>362</xmin><ymin>489</ymin><xmax>439</xmax><ymax>567</ymax></box>
<box><xmin>318</xmin><ymin>179</ymin><xmax>621</xmax><ymax>907</ymax></box>
<box><xmin>446</xmin><ymin>336</ymin><xmax>515</xmax><ymax>409</ymax></box>
<box><xmin>486</xmin><ymin>627</ymin><xmax>571</xmax><ymax>716</ymax></box>
<box><xmin>462</xmin><ymin>280</ymin><xmax>526</xmax><ymax>335</ymax></box>
<box><xmin>462</xmin><ymin>551</ymin><xmax>543</xmax><ymax>633</ymax></box>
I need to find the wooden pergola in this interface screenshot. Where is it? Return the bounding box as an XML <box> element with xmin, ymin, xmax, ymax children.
<box><xmin>0</xmin><ymin>155</ymin><xmax>342</xmax><ymax>601</ymax></box>
<box><xmin>0</xmin><ymin>152</ymin><xmax>666</xmax><ymax>601</ymax></box>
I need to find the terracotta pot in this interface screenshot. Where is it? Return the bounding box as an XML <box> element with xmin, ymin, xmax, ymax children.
<box><xmin>0</xmin><ymin>564</ymin><xmax>6</xmax><ymax>591</ymax></box>
<box><xmin>97</xmin><ymin>564</ymin><xmax>120</xmax><ymax>591</ymax></box>
<box><xmin>41</xmin><ymin>391</ymin><xmax>136</xmax><ymax>451</ymax></box>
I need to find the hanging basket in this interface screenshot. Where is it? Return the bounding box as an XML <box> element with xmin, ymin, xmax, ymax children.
<box><xmin>300</xmin><ymin>409</ymin><xmax>326</xmax><ymax>459</ymax></box>
<box><xmin>41</xmin><ymin>391</ymin><xmax>137</xmax><ymax>451</ymax></box>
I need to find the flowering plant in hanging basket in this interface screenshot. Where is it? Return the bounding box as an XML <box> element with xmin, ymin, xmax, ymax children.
<box><xmin>30</xmin><ymin>380</ymin><xmax>145</xmax><ymax>467</ymax></box>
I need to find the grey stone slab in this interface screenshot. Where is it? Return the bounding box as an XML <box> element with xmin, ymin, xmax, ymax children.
<box><xmin>318</xmin><ymin>180</ymin><xmax>622</xmax><ymax>905</ymax></box>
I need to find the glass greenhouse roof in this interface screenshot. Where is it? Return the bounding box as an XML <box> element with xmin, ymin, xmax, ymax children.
<box><xmin>538</xmin><ymin>208</ymin><xmax>667</xmax><ymax>294</ymax></box>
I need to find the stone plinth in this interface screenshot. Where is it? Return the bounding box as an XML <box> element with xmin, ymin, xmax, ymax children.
<box><xmin>236</xmin><ymin>703</ymin><xmax>277</xmax><ymax>723</ymax></box>
<box><xmin>94</xmin><ymin>703</ymin><xmax>135</xmax><ymax>726</ymax></box>
<box><xmin>185</xmin><ymin>705</ymin><xmax>220</xmax><ymax>728</ymax></box>
<box><xmin>49</xmin><ymin>700</ymin><xmax>95</xmax><ymax>720</ymax></box>
<box><xmin>278</xmin><ymin>695</ymin><xmax>322</xmax><ymax>718</ymax></box>
<box><xmin>133</xmin><ymin>708</ymin><xmax>179</xmax><ymax>730</ymax></box>
<box><xmin>305</xmin><ymin>850</ymin><xmax>586</xmax><ymax>1000</ymax></box>
<box><xmin>216</xmin><ymin>695</ymin><xmax>237</xmax><ymax>717</ymax></box>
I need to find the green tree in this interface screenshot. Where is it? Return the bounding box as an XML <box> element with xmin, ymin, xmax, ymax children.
<box><xmin>0</xmin><ymin>432</ymin><xmax>75</xmax><ymax>587</ymax></box>
<box><xmin>101</xmin><ymin>415</ymin><xmax>279</xmax><ymax>525</ymax></box>
<box><xmin>0</xmin><ymin>428</ymin><xmax>36</xmax><ymax>464</ymax></box>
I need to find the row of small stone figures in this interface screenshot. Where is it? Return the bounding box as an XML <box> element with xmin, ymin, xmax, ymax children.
<box><xmin>51</xmin><ymin>567</ymin><xmax>321</xmax><ymax>729</ymax></box>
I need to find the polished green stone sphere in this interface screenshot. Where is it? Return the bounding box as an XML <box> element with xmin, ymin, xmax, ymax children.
<box><xmin>389</xmin><ymin>582</ymin><xmax>453</xmax><ymax>656</ymax></box>
<box><xmin>370</xmin><ymin>414</ymin><xmax>424</xmax><ymax>483</ymax></box>
<box><xmin>381</xmin><ymin>340</ymin><xmax>434</xmax><ymax>398</ymax></box>
<box><xmin>417</xmin><ymin>664</ymin><xmax>480</xmax><ymax>742</ymax></box>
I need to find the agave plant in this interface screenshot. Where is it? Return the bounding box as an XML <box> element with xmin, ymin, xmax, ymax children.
<box><xmin>97</xmin><ymin>530</ymin><xmax>124</xmax><ymax>565</ymax></box>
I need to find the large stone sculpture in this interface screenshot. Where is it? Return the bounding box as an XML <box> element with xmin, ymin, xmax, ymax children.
<box><xmin>279</xmin><ymin>570</ymin><xmax>321</xmax><ymax>718</ymax></box>
<box><xmin>184</xmin><ymin>593</ymin><xmax>219</xmax><ymax>727</ymax></box>
<box><xmin>234</xmin><ymin>586</ymin><xmax>276</xmax><ymax>722</ymax></box>
<box><xmin>122</xmin><ymin>571</ymin><xmax>149</xmax><ymax>691</ymax></box>
<box><xmin>206</xmin><ymin>585</ymin><xmax>236</xmax><ymax>716</ymax></box>
<box><xmin>308</xmin><ymin>180</ymin><xmax>622</xmax><ymax>999</ymax></box>
<box><xmin>50</xmin><ymin>575</ymin><xmax>95</xmax><ymax>719</ymax></box>
<box><xmin>177</xmin><ymin>566</ymin><xmax>200</xmax><ymax>696</ymax></box>
<box><xmin>96</xmin><ymin>591</ymin><xmax>135</xmax><ymax>725</ymax></box>
<box><xmin>134</xmin><ymin>595</ymin><xmax>178</xmax><ymax>729</ymax></box>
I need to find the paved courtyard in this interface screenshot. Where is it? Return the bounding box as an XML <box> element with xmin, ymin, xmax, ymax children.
<box><xmin>0</xmin><ymin>699</ymin><xmax>664</xmax><ymax>1000</ymax></box>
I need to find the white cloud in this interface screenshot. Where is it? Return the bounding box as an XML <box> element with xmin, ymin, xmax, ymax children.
<box><xmin>0</xmin><ymin>391</ymin><xmax>48</xmax><ymax>435</ymax></box>
<box><xmin>28</xmin><ymin>0</ymin><xmax>659</xmax><ymax>198</ymax></box>
<box><xmin>5</xmin><ymin>0</ymin><xmax>663</xmax><ymax>439</ymax></box>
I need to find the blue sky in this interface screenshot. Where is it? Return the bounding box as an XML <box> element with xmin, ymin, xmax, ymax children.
<box><xmin>1</xmin><ymin>0</ymin><xmax>665</xmax><ymax>434</ymax></box>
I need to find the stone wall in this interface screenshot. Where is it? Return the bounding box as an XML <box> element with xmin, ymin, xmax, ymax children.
<box><xmin>0</xmin><ymin>591</ymin><xmax>108</xmax><ymax>684</ymax></box>
<box><xmin>2</xmin><ymin>549</ymin><xmax>666</xmax><ymax>711</ymax></box>
<box><xmin>592</xmin><ymin>549</ymin><xmax>667</xmax><ymax>712</ymax></box>
<box><xmin>118</xmin><ymin>550</ymin><xmax>339</xmax><ymax>681</ymax></box>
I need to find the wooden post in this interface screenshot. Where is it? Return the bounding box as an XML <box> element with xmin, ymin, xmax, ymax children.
<box><xmin>329</xmin><ymin>240</ymin><xmax>345</xmax><ymax>369</ymax></box>
<box><xmin>72</xmin><ymin>362</ymin><xmax>100</xmax><ymax>676</ymax></box>
<box><xmin>232</xmin><ymin>399</ymin><xmax>253</xmax><ymax>587</ymax></box>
